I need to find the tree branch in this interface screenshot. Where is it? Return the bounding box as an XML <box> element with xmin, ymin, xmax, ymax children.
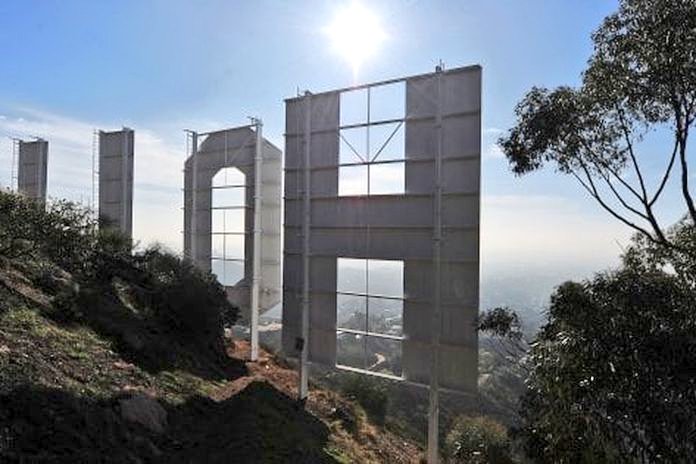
<box><xmin>686</xmin><ymin>94</ymin><xmax>696</xmax><ymax>126</ymax></box>
<box><xmin>571</xmin><ymin>164</ymin><xmax>658</xmax><ymax>243</ymax></box>
<box><xmin>578</xmin><ymin>137</ymin><xmax>645</xmax><ymax>204</ymax></box>
<box><xmin>583</xmin><ymin>145</ymin><xmax>670</xmax><ymax>242</ymax></box>
<box><xmin>649</xmin><ymin>138</ymin><xmax>679</xmax><ymax>207</ymax></box>
<box><xmin>616</xmin><ymin>107</ymin><xmax>649</xmax><ymax>201</ymax></box>
<box><xmin>675</xmin><ymin>101</ymin><xmax>696</xmax><ymax>222</ymax></box>
<box><xmin>596</xmin><ymin>169</ymin><xmax>649</xmax><ymax>220</ymax></box>
<box><xmin>613</xmin><ymin>111</ymin><xmax>670</xmax><ymax>242</ymax></box>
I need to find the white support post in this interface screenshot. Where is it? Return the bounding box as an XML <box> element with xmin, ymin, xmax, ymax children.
<box><xmin>92</xmin><ymin>130</ymin><xmax>98</xmax><ymax>217</ymax></box>
<box><xmin>10</xmin><ymin>139</ymin><xmax>18</xmax><ymax>192</ymax></box>
<box><xmin>427</xmin><ymin>67</ymin><xmax>444</xmax><ymax>464</ymax></box>
<box><xmin>299</xmin><ymin>92</ymin><xmax>312</xmax><ymax>401</ymax></box>
<box><xmin>190</xmin><ymin>131</ymin><xmax>199</xmax><ymax>263</ymax></box>
<box><xmin>250</xmin><ymin>118</ymin><xmax>263</xmax><ymax>362</ymax></box>
<box><xmin>38</xmin><ymin>139</ymin><xmax>46</xmax><ymax>203</ymax></box>
<box><xmin>36</xmin><ymin>140</ymin><xmax>42</xmax><ymax>201</ymax></box>
<box><xmin>121</xmin><ymin>129</ymin><xmax>129</xmax><ymax>234</ymax></box>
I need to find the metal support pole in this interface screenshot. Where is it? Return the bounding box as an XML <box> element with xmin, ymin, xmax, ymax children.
<box><xmin>10</xmin><ymin>139</ymin><xmax>18</xmax><ymax>192</ymax></box>
<box><xmin>92</xmin><ymin>130</ymin><xmax>98</xmax><ymax>217</ymax></box>
<box><xmin>250</xmin><ymin>118</ymin><xmax>263</xmax><ymax>362</ymax></box>
<box><xmin>189</xmin><ymin>131</ymin><xmax>199</xmax><ymax>263</ymax></box>
<box><xmin>36</xmin><ymin>141</ymin><xmax>42</xmax><ymax>201</ymax></box>
<box><xmin>363</xmin><ymin>87</ymin><xmax>371</xmax><ymax>369</ymax></box>
<box><xmin>38</xmin><ymin>139</ymin><xmax>47</xmax><ymax>204</ymax></box>
<box><xmin>299</xmin><ymin>92</ymin><xmax>312</xmax><ymax>401</ymax></box>
<box><xmin>121</xmin><ymin>129</ymin><xmax>129</xmax><ymax>234</ymax></box>
<box><xmin>427</xmin><ymin>67</ymin><xmax>444</xmax><ymax>464</ymax></box>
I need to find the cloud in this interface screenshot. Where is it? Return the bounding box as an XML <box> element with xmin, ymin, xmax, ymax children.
<box><xmin>483</xmin><ymin>127</ymin><xmax>504</xmax><ymax>135</ymax></box>
<box><xmin>483</xmin><ymin>142</ymin><xmax>505</xmax><ymax>159</ymax></box>
<box><xmin>0</xmin><ymin>106</ymin><xmax>186</xmax><ymax>251</ymax></box>
<box><xmin>0</xmin><ymin>108</ymin><xmax>101</xmax><ymax>202</ymax></box>
<box><xmin>482</xmin><ymin>127</ymin><xmax>506</xmax><ymax>159</ymax></box>
<box><xmin>0</xmin><ymin>106</ymin><xmax>633</xmax><ymax>277</ymax></box>
<box><xmin>484</xmin><ymin>194</ymin><xmax>569</xmax><ymax>209</ymax></box>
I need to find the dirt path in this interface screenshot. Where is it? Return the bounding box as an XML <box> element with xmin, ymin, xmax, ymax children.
<box><xmin>215</xmin><ymin>340</ymin><xmax>423</xmax><ymax>464</ymax></box>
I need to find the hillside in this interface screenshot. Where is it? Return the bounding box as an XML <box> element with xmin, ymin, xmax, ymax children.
<box><xmin>0</xmin><ymin>269</ymin><xmax>422</xmax><ymax>463</ymax></box>
<box><xmin>0</xmin><ymin>192</ymin><xmax>422</xmax><ymax>463</ymax></box>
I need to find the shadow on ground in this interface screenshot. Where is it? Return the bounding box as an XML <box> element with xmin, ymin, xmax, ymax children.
<box><xmin>0</xmin><ymin>381</ymin><xmax>338</xmax><ymax>464</ymax></box>
<box><xmin>44</xmin><ymin>286</ymin><xmax>248</xmax><ymax>382</ymax></box>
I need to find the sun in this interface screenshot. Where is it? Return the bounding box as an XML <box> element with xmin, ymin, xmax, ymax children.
<box><xmin>324</xmin><ymin>2</ymin><xmax>387</xmax><ymax>76</ymax></box>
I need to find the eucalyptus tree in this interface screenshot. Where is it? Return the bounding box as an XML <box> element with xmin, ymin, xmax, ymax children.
<box><xmin>499</xmin><ymin>0</ymin><xmax>696</xmax><ymax>250</ymax></box>
<box><xmin>496</xmin><ymin>1</ymin><xmax>696</xmax><ymax>461</ymax></box>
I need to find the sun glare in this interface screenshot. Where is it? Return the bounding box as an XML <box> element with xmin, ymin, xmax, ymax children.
<box><xmin>325</xmin><ymin>3</ymin><xmax>387</xmax><ymax>77</ymax></box>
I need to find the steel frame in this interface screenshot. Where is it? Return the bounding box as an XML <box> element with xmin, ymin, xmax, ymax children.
<box><xmin>184</xmin><ymin>121</ymin><xmax>282</xmax><ymax>363</ymax></box>
<box><xmin>283</xmin><ymin>65</ymin><xmax>481</xmax><ymax>464</ymax></box>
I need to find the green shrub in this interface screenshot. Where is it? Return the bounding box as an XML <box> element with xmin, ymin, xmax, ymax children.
<box><xmin>0</xmin><ymin>192</ymin><xmax>96</xmax><ymax>273</ymax></box>
<box><xmin>339</xmin><ymin>374</ymin><xmax>388</xmax><ymax>426</ymax></box>
<box><xmin>519</xmin><ymin>262</ymin><xmax>696</xmax><ymax>462</ymax></box>
<box><xmin>0</xmin><ymin>193</ymin><xmax>45</xmax><ymax>259</ymax></box>
<box><xmin>88</xmin><ymin>227</ymin><xmax>135</xmax><ymax>282</ymax></box>
<box><xmin>0</xmin><ymin>191</ymin><xmax>238</xmax><ymax>362</ymax></box>
<box><xmin>134</xmin><ymin>247</ymin><xmax>238</xmax><ymax>343</ymax></box>
<box><xmin>51</xmin><ymin>286</ymin><xmax>82</xmax><ymax>323</ymax></box>
<box><xmin>445</xmin><ymin>416</ymin><xmax>514</xmax><ymax>464</ymax></box>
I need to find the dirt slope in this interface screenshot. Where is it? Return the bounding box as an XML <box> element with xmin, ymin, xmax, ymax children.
<box><xmin>0</xmin><ymin>265</ymin><xmax>422</xmax><ymax>463</ymax></box>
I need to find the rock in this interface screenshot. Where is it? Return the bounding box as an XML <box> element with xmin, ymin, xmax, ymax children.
<box><xmin>119</xmin><ymin>393</ymin><xmax>168</xmax><ymax>434</ymax></box>
<box><xmin>133</xmin><ymin>435</ymin><xmax>163</xmax><ymax>458</ymax></box>
<box><xmin>126</xmin><ymin>453</ymin><xmax>144</xmax><ymax>464</ymax></box>
<box><xmin>330</xmin><ymin>405</ymin><xmax>358</xmax><ymax>434</ymax></box>
<box><xmin>11</xmin><ymin>239</ymin><xmax>33</xmax><ymax>256</ymax></box>
<box><xmin>113</xmin><ymin>360</ymin><xmax>135</xmax><ymax>370</ymax></box>
<box><xmin>122</xmin><ymin>332</ymin><xmax>145</xmax><ymax>352</ymax></box>
<box><xmin>37</xmin><ymin>265</ymin><xmax>74</xmax><ymax>294</ymax></box>
<box><xmin>148</xmin><ymin>440</ymin><xmax>163</xmax><ymax>457</ymax></box>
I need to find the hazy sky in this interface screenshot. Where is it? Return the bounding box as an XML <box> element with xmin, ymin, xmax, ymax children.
<box><xmin>1</xmin><ymin>0</ymin><xmax>683</xmax><ymax>291</ymax></box>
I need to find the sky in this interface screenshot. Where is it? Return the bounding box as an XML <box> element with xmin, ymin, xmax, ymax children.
<box><xmin>0</xmin><ymin>0</ymin><xmax>684</xmax><ymax>309</ymax></box>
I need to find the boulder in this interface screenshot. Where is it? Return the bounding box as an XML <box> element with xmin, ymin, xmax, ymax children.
<box><xmin>122</xmin><ymin>332</ymin><xmax>145</xmax><ymax>352</ymax></box>
<box><xmin>118</xmin><ymin>393</ymin><xmax>167</xmax><ymax>434</ymax></box>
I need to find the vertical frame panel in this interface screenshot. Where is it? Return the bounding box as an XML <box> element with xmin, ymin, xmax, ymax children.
<box><xmin>98</xmin><ymin>128</ymin><xmax>134</xmax><ymax>238</ymax></box>
<box><xmin>183</xmin><ymin>126</ymin><xmax>282</xmax><ymax>321</ymax></box>
<box><xmin>17</xmin><ymin>139</ymin><xmax>49</xmax><ymax>203</ymax></box>
<box><xmin>282</xmin><ymin>65</ymin><xmax>481</xmax><ymax>393</ymax></box>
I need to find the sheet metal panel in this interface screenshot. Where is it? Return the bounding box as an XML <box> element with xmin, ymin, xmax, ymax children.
<box><xmin>98</xmin><ymin>129</ymin><xmax>134</xmax><ymax>237</ymax></box>
<box><xmin>284</xmin><ymin>195</ymin><xmax>478</xmax><ymax>228</ymax></box>
<box><xmin>282</xmin><ymin>66</ymin><xmax>481</xmax><ymax>392</ymax></box>
<box><xmin>183</xmin><ymin>126</ymin><xmax>282</xmax><ymax>320</ymax></box>
<box><xmin>17</xmin><ymin>139</ymin><xmax>48</xmax><ymax>203</ymax></box>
